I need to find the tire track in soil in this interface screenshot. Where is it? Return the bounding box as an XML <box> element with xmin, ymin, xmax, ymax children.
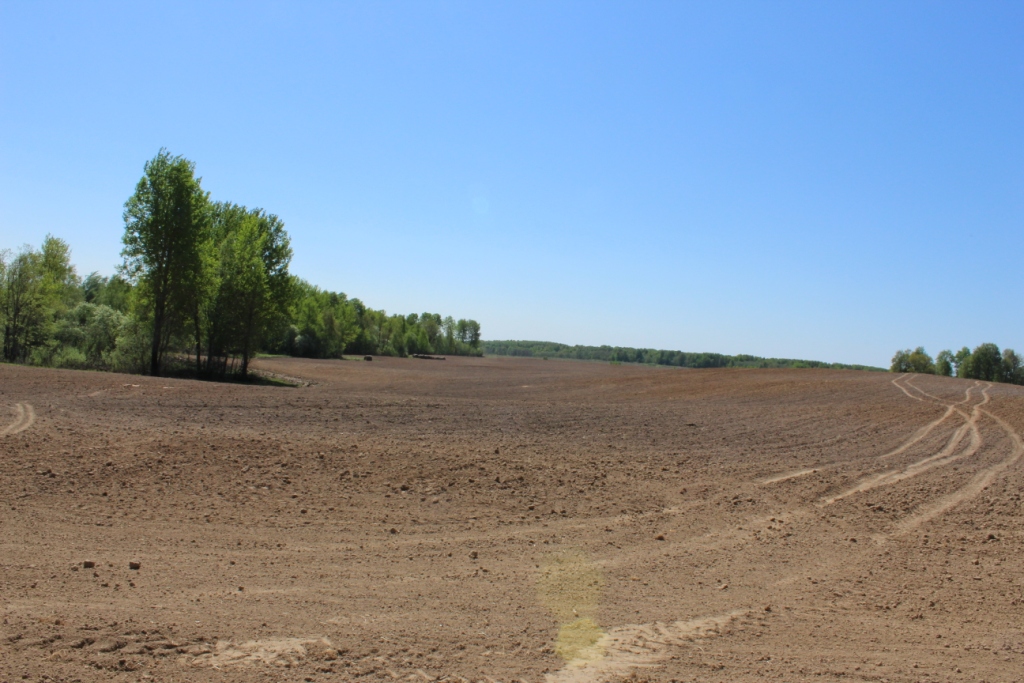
<box><xmin>820</xmin><ymin>384</ymin><xmax>988</xmax><ymax>505</ymax></box>
<box><xmin>542</xmin><ymin>379</ymin><xmax>955</xmax><ymax>681</ymax></box>
<box><xmin>544</xmin><ymin>378</ymin><xmax>1016</xmax><ymax>682</ymax></box>
<box><xmin>760</xmin><ymin>377</ymin><xmax>975</xmax><ymax>487</ymax></box>
<box><xmin>2</xmin><ymin>403</ymin><xmax>35</xmax><ymax>436</ymax></box>
<box><xmin>545</xmin><ymin>611</ymin><xmax>752</xmax><ymax>683</ymax></box>
<box><xmin>759</xmin><ymin>468</ymin><xmax>818</xmax><ymax>485</ymax></box>
<box><xmin>894</xmin><ymin>388</ymin><xmax>1024</xmax><ymax>536</ymax></box>
<box><xmin>877</xmin><ymin>376</ymin><xmax>975</xmax><ymax>460</ymax></box>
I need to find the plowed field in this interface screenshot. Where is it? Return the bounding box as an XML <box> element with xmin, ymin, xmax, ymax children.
<box><xmin>2</xmin><ymin>357</ymin><xmax>1023</xmax><ymax>682</ymax></box>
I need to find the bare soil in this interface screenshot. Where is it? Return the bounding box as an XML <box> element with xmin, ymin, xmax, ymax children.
<box><xmin>2</xmin><ymin>357</ymin><xmax>1023</xmax><ymax>683</ymax></box>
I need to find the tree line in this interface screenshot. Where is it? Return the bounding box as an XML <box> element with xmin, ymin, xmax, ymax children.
<box><xmin>484</xmin><ymin>340</ymin><xmax>884</xmax><ymax>371</ymax></box>
<box><xmin>1</xmin><ymin>150</ymin><xmax>482</xmax><ymax>378</ymax></box>
<box><xmin>891</xmin><ymin>344</ymin><xmax>1023</xmax><ymax>385</ymax></box>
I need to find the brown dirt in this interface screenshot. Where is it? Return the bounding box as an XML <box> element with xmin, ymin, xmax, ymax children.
<box><xmin>2</xmin><ymin>357</ymin><xmax>1023</xmax><ymax>682</ymax></box>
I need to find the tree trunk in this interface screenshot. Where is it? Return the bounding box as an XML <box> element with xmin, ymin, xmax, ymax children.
<box><xmin>194</xmin><ymin>309</ymin><xmax>202</xmax><ymax>376</ymax></box>
<box><xmin>150</xmin><ymin>306</ymin><xmax>163</xmax><ymax>377</ymax></box>
<box><xmin>240</xmin><ymin>309</ymin><xmax>254</xmax><ymax>378</ymax></box>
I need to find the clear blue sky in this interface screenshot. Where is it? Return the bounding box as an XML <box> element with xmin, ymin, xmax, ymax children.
<box><xmin>1</xmin><ymin>1</ymin><xmax>1021</xmax><ymax>367</ymax></box>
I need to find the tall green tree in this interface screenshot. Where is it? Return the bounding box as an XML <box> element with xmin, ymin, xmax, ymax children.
<box><xmin>212</xmin><ymin>210</ymin><xmax>292</xmax><ymax>377</ymax></box>
<box><xmin>1</xmin><ymin>247</ymin><xmax>44</xmax><ymax>361</ymax></box>
<box><xmin>0</xmin><ymin>236</ymin><xmax>80</xmax><ymax>362</ymax></box>
<box><xmin>442</xmin><ymin>315</ymin><xmax>456</xmax><ymax>354</ymax></box>
<box><xmin>120</xmin><ymin>150</ymin><xmax>211</xmax><ymax>376</ymax></box>
<box><xmin>1001</xmin><ymin>348</ymin><xmax>1021</xmax><ymax>384</ymax></box>
<box><xmin>935</xmin><ymin>350</ymin><xmax>954</xmax><ymax>377</ymax></box>
<box><xmin>202</xmin><ymin>204</ymin><xmax>293</xmax><ymax>376</ymax></box>
<box><xmin>960</xmin><ymin>343</ymin><xmax>1003</xmax><ymax>381</ymax></box>
<box><xmin>890</xmin><ymin>347</ymin><xmax>935</xmax><ymax>374</ymax></box>
<box><xmin>40</xmin><ymin>235</ymin><xmax>81</xmax><ymax>313</ymax></box>
<box><xmin>463</xmin><ymin>319</ymin><xmax>481</xmax><ymax>348</ymax></box>
<box><xmin>953</xmin><ymin>347</ymin><xmax>972</xmax><ymax>377</ymax></box>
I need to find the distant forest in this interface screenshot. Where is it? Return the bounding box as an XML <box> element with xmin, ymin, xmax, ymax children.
<box><xmin>891</xmin><ymin>345</ymin><xmax>1023</xmax><ymax>385</ymax></box>
<box><xmin>484</xmin><ymin>340</ymin><xmax>884</xmax><ymax>371</ymax></box>
<box><xmin>0</xmin><ymin>150</ymin><xmax>481</xmax><ymax>379</ymax></box>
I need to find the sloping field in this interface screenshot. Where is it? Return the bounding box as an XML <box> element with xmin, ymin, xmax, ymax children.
<box><xmin>2</xmin><ymin>357</ymin><xmax>1023</xmax><ymax>682</ymax></box>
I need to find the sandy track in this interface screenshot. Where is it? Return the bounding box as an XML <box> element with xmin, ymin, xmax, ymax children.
<box><xmin>821</xmin><ymin>382</ymin><xmax>988</xmax><ymax>504</ymax></box>
<box><xmin>1</xmin><ymin>402</ymin><xmax>35</xmax><ymax>436</ymax></box>
<box><xmin>878</xmin><ymin>375</ymin><xmax>973</xmax><ymax>458</ymax></box>
<box><xmin>895</xmin><ymin>393</ymin><xmax>1024</xmax><ymax>536</ymax></box>
<box><xmin>561</xmin><ymin>373</ymin><xmax>1024</xmax><ymax>679</ymax></box>
<box><xmin>547</xmin><ymin>611</ymin><xmax>752</xmax><ymax>683</ymax></box>
<box><xmin>759</xmin><ymin>467</ymin><xmax>818</xmax><ymax>485</ymax></box>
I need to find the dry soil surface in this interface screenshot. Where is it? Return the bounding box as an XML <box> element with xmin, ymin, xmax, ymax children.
<box><xmin>2</xmin><ymin>357</ymin><xmax>1023</xmax><ymax>683</ymax></box>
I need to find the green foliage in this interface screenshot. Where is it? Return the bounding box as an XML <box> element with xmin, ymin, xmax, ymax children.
<box><xmin>57</xmin><ymin>302</ymin><xmax>126</xmax><ymax>362</ymax></box>
<box><xmin>0</xmin><ymin>236</ymin><xmax>81</xmax><ymax>362</ymax></box>
<box><xmin>121</xmin><ymin>149</ymin><xmax>211</xmax><ymax>376</ymax></box>
<box><xmin>105</xmin><ymin>316</ymin><xmax>150</xmax><ymax>374</ymax></box>
<box><xmin>203</xmin><ymin>204</ymin><xmax>293</xmax><ymax>377</ymax></box>
<box><xmin>1003</xmin><ymin>348</ymin><xmax>1022</xmax><ymax>384</ymax></box>
<box><xmin>891</xmin><ymin>347</ymin><xmax>935</xmax><ymax>373</ymax></box>
<box><xmin>959</xmin><ymin>343</ymin><xmax>1003</xmax><ymax>381</ymax></box>
<box><xmin>32</xmin><ymin>345</ymin><xmax>89</xmax><ymax>370</ymax></box>
<box><xmin>83</xmin><ymin>272</ymin><xmax>132</xmax><ymax>312</ymax></box>
<box><xmin>0</xmin><ymin>272</ymin><xmax>158</xmax><ymax>375</ymax></box>
<box><xmin>270</xmin><ymin>283</ymin><xmax>482</xmax><ymax>360</ymax></box>
<box><xmin>488</xmin><ymin>341</ymin><xmax>884</xmax><ymax>371</ymax></box>
<box><xmin>954</xmin><ymin>347</ymin><xmax>971</xmax><ymax>375</ymax></box>
<box><xmin>890</xmin><ymin>349</ymin><xmax>910</xmax><ymax>373</ymax></box>
<box><xmin>891</xmin><ymin>342</ymin><xmax>1023</xmax><ymax>385</ymax></box>
<box><xmin>4</xmin><ymin>151</ymin><xmax>482</xmax><ymax>377</ymax></box>
<box><xmin>935</xmin><ymin>350</ymin><xmax>954</xmax><ymax>377</ymax></box>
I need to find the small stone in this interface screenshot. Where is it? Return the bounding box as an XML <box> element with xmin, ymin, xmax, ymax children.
<box><xmin>469</xmin><ymin>551</ymin><xmax>478</xmax><ymax>560</ymax></box>
<box><xmin>129</xmin><ymin>561</ymin><xmax>141</xmax><ymax>570</ymax></box>
<box><xmin>83</xmin><ymin>561</ymin><xmax>95</xmax><ymax>569</ymax></box>
<box><xmin>655</xmin><ymin>534</ymin><xmax>665</xmax><ymax>541</ymax></box>
<box><xmin>389</xmin><ymin>528</ymin><xmax>397</xmax><ymax>534</ymax></box>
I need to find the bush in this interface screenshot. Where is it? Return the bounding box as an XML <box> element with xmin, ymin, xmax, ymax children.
<box><xmin>104</xmin><ymin>317</ymin><xmax>150</xmax><ymax>374</ymax></box>
<box><xmin>891</xmin><ymin>347</ymin><xmax>934</xmax><ymax>373</ymax></box>
<box><xmin>51</xmin><ymin>346</ymin><xmax>89</xmax><ymax>369</ymax></box>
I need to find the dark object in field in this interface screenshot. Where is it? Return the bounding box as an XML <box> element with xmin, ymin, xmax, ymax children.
<box><xmin>364</xmin><ymin>356</ymin><xmax>373</xmax><ymax>361</ymax></box>
<box><xmin>412</xmin><ymin>354</ymin><xmax>446</xmax><ymax>360</ymax></box>
<box><xmin>129</xmin><ymin>561</ymin><xmax>141</xmax><ymax>570</ymax></box>
<box><xmin>83</xmin><ymin>561</ymin><xmax>95</xmax><ymax>569</ymax></box>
